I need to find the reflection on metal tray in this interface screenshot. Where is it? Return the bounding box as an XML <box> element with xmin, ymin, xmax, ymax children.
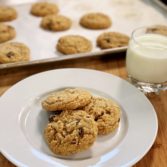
<box><xmin>0</xmin><ymin>0</ymin><xmax>167</xmax><ymax>69</ymax></box>
<box><xmin>153</xmin><ymin>0</ymin><xmax>167</xmax><ymax>11</ymax></box>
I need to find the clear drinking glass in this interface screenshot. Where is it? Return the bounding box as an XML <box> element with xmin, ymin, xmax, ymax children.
<box><xmin>126</xmin><ymin>26</ymin><xmax>167</xmax><ymax>93</ymax></box>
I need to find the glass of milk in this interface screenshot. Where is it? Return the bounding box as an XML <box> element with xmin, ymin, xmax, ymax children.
<box><xmin>126</xmin><ymin>26</ymin><xmax>167</xmax><ymax>93</ymax></box>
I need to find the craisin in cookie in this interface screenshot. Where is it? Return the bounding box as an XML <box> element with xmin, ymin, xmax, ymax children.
<box><xmin>147</xmin><ymin>25</ymin><xmax>167</xmax><ymax>36</ymax></box>
<box><xmin>0</xmin><ymin>42</ymin><xmax>30</xmax><ymax>64</ymax></box>
<box><xmin>44</xmin><ymin>110</ymin><xmax>98</xmax><ymax>156</ymax></box>
<box><xmin>80</xmin><ymin>13</ymin><xmax>111</xmax><ymax>29</ymax></box>
<box><xmin>97</xmin><ymin>32</ymin><xmax>129</xmax><ymax>49</ymax></box>
<box><xmin>84</xmin><ymin>97</ymin><xmax>121</xmax><ymax>135</ymax></box>
<box><xmin>42</xmin><ymin>88</ymin><xmax>92</xmax><ymax>111</ymax></box>
<box><xmin>41</xmin><ymin>15</ymin><xmax>72</xmax><ymax>31</ymax></box>
<box><xmin>0</xmin><ymin>6</ymin><xmax>17</xmax><ymax>22</ymax></box>
<box><xmin>30</xmin><ymin>2</ymin><xmax>59</xmax><ymax>17</ymax></box>
<box><xmin>56</xmin><ymin>35</ymin><xmax>92</xmax><ymax>55</ymax></box>
<box><xmin>0</xmin><ymin>23</ymin><xmax>16</xmax><ymax>43</ymax></box>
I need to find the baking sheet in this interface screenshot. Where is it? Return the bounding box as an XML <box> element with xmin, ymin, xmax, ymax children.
<box><xmin>153</xmin><ymin>0</ymin><xmax>167</xmax><ymax>11</ymax></box>
<box><xmin>0</xmin><ymin>0</ymin><xmax>167</xmax><ymax>69</ymax></box>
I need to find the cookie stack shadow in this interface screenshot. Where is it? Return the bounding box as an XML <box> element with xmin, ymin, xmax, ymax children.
<box><xmin>41</xmin><ymin>88</ymin><xmax>121</xmax><ymax>156</ymax></box>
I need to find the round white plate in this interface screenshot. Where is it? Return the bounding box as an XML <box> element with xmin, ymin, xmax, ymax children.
<box><xmin>0</xmin><ymin>68</ymin><xmax>158</xmax><ymax>167</ymax></box>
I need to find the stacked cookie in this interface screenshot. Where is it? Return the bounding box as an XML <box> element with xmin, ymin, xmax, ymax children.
<box><xmin>42</xmin><ymin>88</ymin><xmax>121</xmax><ymax>156</ymax></box>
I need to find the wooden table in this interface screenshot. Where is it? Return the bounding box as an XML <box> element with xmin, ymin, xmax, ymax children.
<box><xmin>0</xmin><ymin>52</ymin><xmax>167</xmax><ymax>167</ymax></box>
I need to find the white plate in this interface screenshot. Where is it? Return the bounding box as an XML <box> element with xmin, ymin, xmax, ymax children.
<box><xmin>0</xmin><ymin>68</ymin><xmax>158</xmax><ymax>167</ymax></box>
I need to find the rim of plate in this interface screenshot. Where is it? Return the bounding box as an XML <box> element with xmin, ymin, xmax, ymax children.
<box><xmin>0</xmin><ymin>68</ymin><xmax>158</xmax><ymax>167</ymax></box>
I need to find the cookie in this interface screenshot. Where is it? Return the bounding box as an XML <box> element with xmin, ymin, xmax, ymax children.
<box><xmin>41</xmin><ymin>15</ymin><xmax>72</xmax><ymax>31</ymax></box>
<box><xmin>0</xmin><ymin>6</ymin><xmax>17</xmax><ymax>22</ymax></box>
<box><xmin>44</xmin><ymin>110</ymin><xmax>98</xmax><ymax>156</ymax></box>
<box><xmin>0</xmin><ymin>23</ymin><xmax>16</xmax><ymax>43</ymax></box>
<box><xmin>42</xmin><ymin>88</ymin><xmax>92</xmax><ymax>111</ymax></box>
<box><xmin>147</xmin><ymin>25</ymin><xmax>167</xmax><ymax>36</ymax></box>
<box><xmin>80</xmin><ymin>13</ymin><xmax>111</xmax><ymax>29</ymax></box>
<box><xmin>56</xmin><ymin>35</ymin><xmax>92</xmax><ymax>55</ymax></box>
<box><xmin>30</xmin><ymin>2</ymin><xmax>59</xmax><ymax>17</ymax></box>
<box><xmin>0</xmin><ymin>42</ymin><xmax>30</xmax><ymax>64</ymax></box>
<box><xmin>84</xmin><ymin>97</ymin><xmax>121</xmax><ymax>135</ymax></box>
<box><xmin>97</xmin><ymin>32</ymin><xmax>129</xmax><ymax>49</ymax></box>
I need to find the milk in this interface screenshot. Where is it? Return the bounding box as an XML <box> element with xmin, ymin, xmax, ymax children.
<box><xmin>126</xmin><ymin>34</ymin><xmax>167</xmax><ymax>83</ymax></box>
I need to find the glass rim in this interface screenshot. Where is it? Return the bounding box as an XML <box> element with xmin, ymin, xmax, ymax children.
<box><xmin>131</xmin><ymin>26</ymin><xmax>167</xmax><ymax>49</ymax></box>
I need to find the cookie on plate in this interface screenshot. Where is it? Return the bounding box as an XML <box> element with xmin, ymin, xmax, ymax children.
<box><xmin>0</xmin><ymin>6</ymin><xmax>17</xmax><ymax>22</ymax></box>
<box><xmin>84</xmin><ymin>97</ymin><xmax>121</xmax><ymax>135</ymax></box>
<box><xmin>80</xmin><ymin>12</ymin><xmax>111</xmax><ymax>29</ymax></box>
<box><xmin>30</xmin><ymin>2</ymin><xmax>59</xmax><ymax>17</ymax></box>
<box><xmin>41</xmin><ymin>15</ymin><xmax>72</xmax><ymax>31</ymax></box>
<box><xmin>56</xmin><ymin>35</ymin><xmax>92</xmax><ymax>55</ymax></box>
<box><xmin>0</xmin><ymin>42</ymin><xmax>30</xmax><ymax>64</ymax></box>
<box><xmin>44</xmin><ymin>110</ymin><xmax>98</xmax><ymax>156</ymax></box>
<box><xmin>42</xmin><ymin>88</ymin><xmax>92</xmax><ymax>111</ymax></box>
<box><xmin>147</xmin><ymin>25</ymin><xmax>167</xmax><ymax>36</ymax></box>
<box><xmin>0</xmin><ymin>23</ymin><xmax>16</xmax><ymax>43</ymax></box>
<box><xmin>97</xmin><ymin>32</ymin><xmax>129</xmax><ymax>49</ymax></box>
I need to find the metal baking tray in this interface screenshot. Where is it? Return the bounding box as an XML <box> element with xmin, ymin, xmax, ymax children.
<box><xmin>152</xmin><ymin>0</ymin><xmax>167</xmax><ymax>11</ymax></box>
<box><xmin>0</xmin><ymin>0</ymin><xmax>167</xmax><ymax>69</ymax></box>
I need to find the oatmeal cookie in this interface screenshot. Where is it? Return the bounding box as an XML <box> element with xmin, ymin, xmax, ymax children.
<box><xmin>44</xmin><ymin>110</ymin><xmax>98</xmax><ymax>155</ymax></box>
<box><xmin>0</xmin><ymin>23</ymin><xmax>16</xmax><ymax>43</ymax></box>
<box><xmin>30</xmin><ymin>2</ymin><xmax>59</xmax><ymax>17</ymax></box>
<box><xmin>42</xmin><ymin>88</ymin><xmax>92</xmax><ymax>111</ymax></box>
<box><xmin>84</xmin><ymin>97</ymin><xmax>121</xmax><ymax>135</ymax></box>
<box><xmin>41</xmin><ymin>15</ymin><xmax>71</xmax><ymax>31</ymax></box>
<box><xmin>97</xmin><ymin>32</ymin><xmax>129</xmax><ymax>49</ymax></box>
<box><xmin>80</xmin><ymin>13</ymin><xmax>111</xmax><ymax>29</ymax></box>
<box><xmin>147</xmin><ymin>25</ymin><xmax>167</xmax><ymax>36</ymax></box>
<box><xmin>0</xmin><ymin>42</ymin><xmax>30</xmax><ymax>64</ymax></box>
<box><xmin>0</xmin><ymin>6</ymin><xmax>17</xmax><ymax>22</ymax></box>
<box><xmin>56</xmin><ymin>35</ymin><xmax>92</xmax><ymax>55</ymax></box>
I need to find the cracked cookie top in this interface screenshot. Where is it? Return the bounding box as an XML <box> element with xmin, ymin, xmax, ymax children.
<box><xmin>146</xmin><ymin>25</ymin><xmax>167</xmax><ymax>36</ymax></box>
<box><xmin>44</xmin><ymin>110</ymin><xmax>98</xmax><ymax>155</ymax></box>
<box><xmin>42</xmin><ymin>88</ymin><xmax>92</xmax><ymax>111</ymax></box>
<box><xmin>56</xmin><ymin>35</ymin><xmax>92</xmax><ymax>55</ymax></box>
<box><xmin>84</xmin><ymin>97</ymin><xmax>121</xmax><ymax>135</ymax></box>
<box><xmin>0</xmin><ymin>6</ymin><xmax>17</xmax><ymax>22</ymax></box>
<box><xmin>80</xmin><ymin>12</ymin><xmax>111</xmax><ymax>30</ymax></box>
<box><xmin>97</xmin><ymin>32</ymin><xmax>129</xmax><ymax>49</ymax></box>
<box><xmin>0</xmin><ymin>23</ymin><xmax>16</xmax><ymax>43</ymax></box>
<box><xmin>0</xmin><ymin>42</ymin><xmax>30</xmax><ymax>64</ymax></box>
<box><xmin>41</xmin><ymin>15</ymin><xmax>72</xmax><ymax>32</ymax></box>
<box><xmin>30</xmin><ymin>2</ymin><xmax>59</xmax><ymax>17</ymax></box>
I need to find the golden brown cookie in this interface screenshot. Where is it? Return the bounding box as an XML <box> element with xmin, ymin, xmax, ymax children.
<box><xmin>41</xmin><ymin>15</ymin><xmax>72</xmax><ymax>31</ymax></box>
<box><xmin>97</xmin><ymin>32</ymin><xmax>129</xmax><ymax>49</ymax></box>
<box><xmin>0</xmin><ymin>6</ymin><xmax>17</xmax><ymax>22</ymax></box>
<box><xmin>44</xmin><ymin>110</ymin><xmax>98</xmax><ymax>156</ymax></box>
<box><xmin>56</xmin><ymin>35</ymin><xmax>92</xmax><ymax>55</ymax></box>
<box><xmin>147</xmin><ymin>25</ymin><xmax>167</xmax><ymax>36</ymax></box>
<box><xmin>30</xmin><ymin>2</ymin><xmax>59</xmax><ymax>17</ymax></box>
<box><xmin>0</xmin><ymin>42</ymin><xmax>30</xmax><ymax>64</ymax></box>
<box><xmin>80</xmin><ymin>13</ymin><xmax>111</xmax><ymax>29</ymax></box>
<box><xmin>0</xmin><ymin>23</ymin><xmax>16</xmax><ymax>43</ymax></box>
<box><xmin>84</xmin><ymin>97</ymin><xmax>121</xmax><ymax>135</ymax></box>
<box><xmin>42</xmin><ymin>88</ymin><xmax>92</xmax><ymax>111</ymax></box>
